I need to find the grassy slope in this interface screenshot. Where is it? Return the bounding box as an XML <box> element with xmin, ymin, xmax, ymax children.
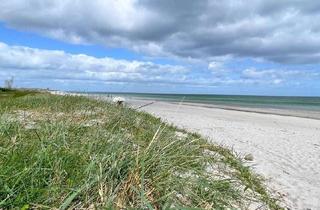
<box><xmin>0</xmin><ymin>88</ymin><xmax>38</xmax><ymax>99</ymax></box>
<box><xmin>0</xmin><ymin>91</ymin><xmax>282</xmax><ymax>209</ymax></box>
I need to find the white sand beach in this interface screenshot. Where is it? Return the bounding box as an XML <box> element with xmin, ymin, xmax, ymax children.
<box><xmin>128</xmin><ymin>99</ymin><xmax>320</xmax><ymax>210</ymax></box>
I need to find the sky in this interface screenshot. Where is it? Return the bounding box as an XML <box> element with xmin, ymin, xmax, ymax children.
<box><xmin>0</xmin><ymin>0</ymin><xmax>320</xmax><ymax>96</ymax></box>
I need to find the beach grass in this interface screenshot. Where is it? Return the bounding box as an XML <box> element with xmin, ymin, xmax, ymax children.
<box><xmin>0</xmin><ymin>91</ymin><xmax>282</xmax><ymax>209</ymax></box>
<box><xmin>0</xmin><ymin>88</ymin><xmax>38</xmax><ymax>99</ymax></box>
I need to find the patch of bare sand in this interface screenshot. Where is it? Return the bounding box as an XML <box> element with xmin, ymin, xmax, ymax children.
<box><xmin>128</xmin><ymin>99</ymin><xmax>320</xmax><ymax>210</ymax></box>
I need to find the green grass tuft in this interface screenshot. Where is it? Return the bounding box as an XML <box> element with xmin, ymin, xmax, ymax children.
<box><xmin>0</xmin><ymin>92</ymin><xmax>282</xmax><ymax>209</ymax></box>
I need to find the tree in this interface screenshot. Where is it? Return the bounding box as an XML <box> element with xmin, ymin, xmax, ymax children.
<box><xmin>4</xmin><ymin>76</ymin><xmax>14</xmax><ymax>89</ymax></box>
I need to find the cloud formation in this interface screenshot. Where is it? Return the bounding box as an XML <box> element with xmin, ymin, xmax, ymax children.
<box><xmin>1</xmin><ymin>0</ymin><xmax>320</xmax><ymax>64</ymax></box>
<box><xmin>0</xmin><ymin>42</ymin><xmax>194</xmax><ymax>87</ymax></box>
<box><xmin>1</xmin><ymin>42</ymin><xmax>318</xmax><ymax>93</ymax></box>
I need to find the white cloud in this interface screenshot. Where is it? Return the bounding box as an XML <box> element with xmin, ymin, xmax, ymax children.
<box><xmin>0</xmin><ymin>42</ymin><xmax>318</xmax><ymax>91</ymax></box>
<box><xmin>241</xmin><ymin>68</ymin><xmax>319</xmax><ymax>86</ymax></box>
<box><xmin>242</xmin><ymin>68</ymin><xmax>278</xmax><ymax>79</ymax></box>
<box><xmin>0</xmin><ymin>42</ymin><xmax>190</xmax><ymax>86</ymax></box>
<box><xmin>273</xmin><ymin>79</ymin><xmax>283</xmax><ymax>84</ymax></box>
<box><xmin>242</xmin><ymin>68</ymin><xmax>318</xmax><ymax>80</ymax></box>
<box><xmin>1</xmin><ymin>0</ymin><xmax>320</xmax><ymax>63</ymax></box>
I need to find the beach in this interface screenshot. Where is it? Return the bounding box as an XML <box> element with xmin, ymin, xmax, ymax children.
<box><xmin>2</xmin><ymin>91</ymin><xmax>286</xmax><ymax>209</ymax></box>
<box><xmin>127</xmin><ymin>99</ymin><xmax>320</xmax><ymax>210</ymax></box>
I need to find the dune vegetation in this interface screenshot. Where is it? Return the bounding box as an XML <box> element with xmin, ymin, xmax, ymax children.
<box><xmin>0</xmin><ymin>88</ymin><xmax>38</xmax><ymax>99</ymax></box>
<box><xmin>0</xmin><ymin>90</ymin><xmax>282</xmax><ymax>209</ymax></box>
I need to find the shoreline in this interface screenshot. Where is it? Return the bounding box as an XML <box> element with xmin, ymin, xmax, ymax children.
<box><xmin>54</xmin><ymin>91</ymin><xmax>320</xmax><ymax>120</ymax></box>
<box><xmin>127</xmin><ymin>97</ymin><xmax>320</xmax><ymax>120</ymax></box>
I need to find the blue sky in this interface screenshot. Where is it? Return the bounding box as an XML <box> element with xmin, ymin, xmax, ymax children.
<box><xmin>0</xmin><ymin>1</ymin><xmax>320</xmax><ymax>96</ymax></box>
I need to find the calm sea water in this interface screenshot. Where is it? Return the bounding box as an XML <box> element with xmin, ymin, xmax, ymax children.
<box><xmin>92</xmin><ymin>92</ymin><xmax>320</xmax><ymax>112</ymax></box>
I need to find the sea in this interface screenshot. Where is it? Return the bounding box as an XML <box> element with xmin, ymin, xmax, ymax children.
<box><xmin>89</xmin><ymin>92</ymin><xmax>320</xmax><ymax>113</ymax></box>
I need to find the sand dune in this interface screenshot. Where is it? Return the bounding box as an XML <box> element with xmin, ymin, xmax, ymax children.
<box><xmin>128</xmin><ymin>99</ymin><xmax>320</xmax><ymax>210</ymax></box>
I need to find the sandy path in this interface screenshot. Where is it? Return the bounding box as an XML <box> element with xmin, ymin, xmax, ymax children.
<box><xmin>129</xmin><ymin>100</ymin><xmax>320</xmax><ymax>210</ymax></box>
